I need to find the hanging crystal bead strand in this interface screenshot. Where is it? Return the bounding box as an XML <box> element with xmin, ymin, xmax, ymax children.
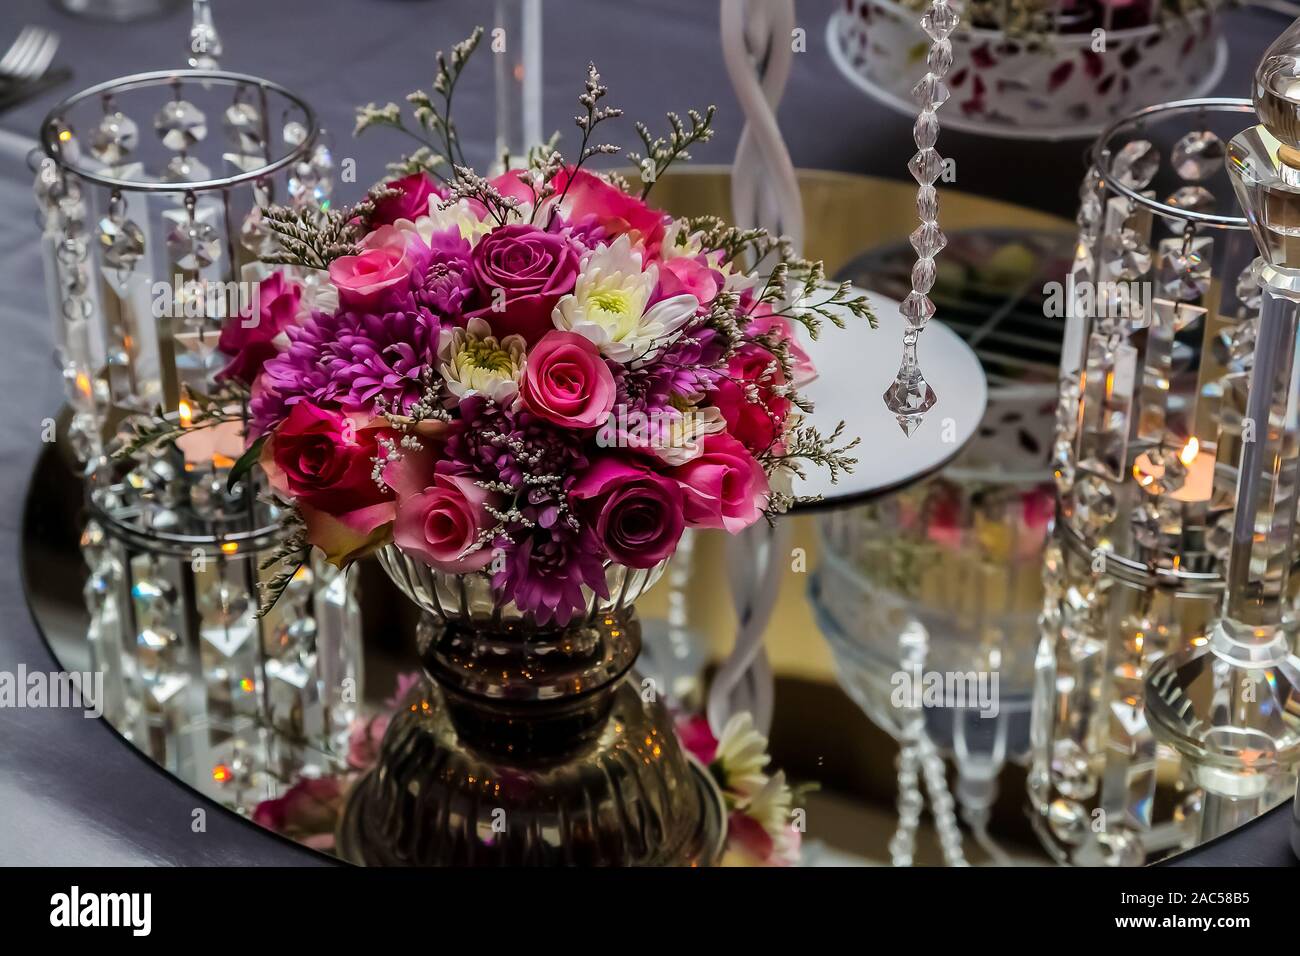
<box><xmin>883</xmin><ymin>0</ymin><xmax>958</xmax><ymax>436</ymax></box>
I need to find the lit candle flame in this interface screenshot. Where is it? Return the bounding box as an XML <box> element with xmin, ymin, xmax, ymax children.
<box><xmin>178</xmin><ymin>399</ymin><xmax>193</xmax><ymax>429</ymax></box>
<box><xmin>1179</xmin><ymin>437</ymin><xmax>1199</xmax><ymax>466</ymax></box>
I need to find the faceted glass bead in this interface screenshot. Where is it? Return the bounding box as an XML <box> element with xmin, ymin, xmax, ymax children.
<box><xmin>1102</xmin><ymin>228</ymin><xmax>1152</xmax><ymax>279</ymax></box>
<box><xmin>916</xmin><ymin>184</ymin><xmax>938</xmax><ymax>221</ymax></box>
<box><xmin>283</xmin><ymin>120</ymin><xmax>308</xmax><ymax>146</ymax></box>
<box><xmin>1157</xmin><ymin>248</ymin><xmax>1210</xmax><ymax>300</ymax></box>
<box><xmin>1163</xmin><ymin>185</ymin><xmax>1215</xmax><ymax>217</ymax></box>
<box><xmin>921</xmin><ymin>3</ymin><xmax>958</xmax><ymax>40</ymax></box>
<box><xmin>911</xmin><ymin>257</ymin><xmax>937</xmax><ymax>294</ymax></box>
<box><xmin>1131</xmin><ymin>499</ymin><xmax>1182</xmax><ymax>550</ymax></box>
<box><xmin>90</xmin><ymin>111</ymin><xmax>139</xmax><ymax>165</ymax></box>
<box><xmin>900</xmin><ymin>291</ymin><xmax>936</xmax><ymax>328</ymax></box>
<box><xmin>1132</xmin><ymin>447</ymin><xmax>1187</xmax><ymax>497</ymax></box>
<box><xmin>913</xmin><ymin>109</ymin><xmax>939</xmax><ymax>150</ymax></box>
<box><xmin>910</xmin><ymin>222</ymin><xmax>947</xmax><ymax>257</ymax></box>
<box><xmin>926</xmin><ymin>39</ymin><xmax>953</xmax><ymax>75</ymax></box>
<box><xmin>167</xmin><ymin>219</ymin><xmax>221</xmax><ymax>271</ymax></box>
<box><xmin>1171</xmin><ymin>130</ymin><xmax>1224</xmax><ymax>181</ymax></box>
<box><xmin>98</xmin><ymin>215</ymin><xmax>145</xmax><ymax>270</ymax></box>
<box><xmin>1111</xmin><ymin>140</ymin><xmax>1159</xmax><ymax>190</ymax></box>
<box><xmin>162</xmin><ymin>154</ymin><xmax>212</xmax><ymax>184</ymax></box>
<box><xmin>1236</xmin><ymin>257</ymin><xmax>1263</xmax><ymax>310</ymax></box>
<box><xmin>911</xmin><ymin>72</ymin><xmax>950</xmax><ymax>110</ymax></box>
<box><xmin>153</xmin><ymin>100</ymin><xmax>208</xmax><ymax>151</ymax></box>
<box><xmin>908</xmin><ymin>147</ymin><xmax>943</xmax><ymax>186</ymax></box>
<box><xmin>1071</xmin><ymin>475</ymin><xmax>1117</xmax><ymax>535</ymax></box>
<box><xmin>240</xmin><ymin>205</ymin><xmax>278</xmax><ymax>258</ymax></box>
<box><xmin>223</xmin><ymin>101</ymin><xmax>264</xmax><ymax>153</ymax></box>
<box><xmin>1078</xmin><ymin>166</ymin><xmax>1103</xmax><ymax>202</ymax></box>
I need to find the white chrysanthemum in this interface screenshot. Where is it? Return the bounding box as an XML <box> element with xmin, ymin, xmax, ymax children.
<box><xmin>660</xmin><ymin>219</ymin><xmax>707</xmax><ymax>260</ymax></box>
<box><xmin>713</xmin><ymin>711</ymin><xmax>772</xmax><ymax>797</ymax></box>
<box><xmin>437</xmin><ymin>317</ymin><xmax>526</xmax><ymax>404</ymax></box>
<box><xmin>552</xmin><ymin>234</ymin><xmax>698</xmax><ymax>364</ymax></box>
<box><xmin>405</xmin><ymin>196</ymin><xmax>493</xmax><ymax>247</ymax></box>
<box><xmin>650</xmin><ymin>405</ymin><xmax>727</xmax><ymax>467</ymax></box>
<box><xmin>737</xmin><ymin>770</ymin><xmax>800</xmax><ymax>866</ymax></box>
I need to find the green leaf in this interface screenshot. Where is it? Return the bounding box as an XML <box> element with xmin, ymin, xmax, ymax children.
<box><xmin>227</xmin><ymin>434</ymin><xmax>267</xmax><ymax>493</ymax></box>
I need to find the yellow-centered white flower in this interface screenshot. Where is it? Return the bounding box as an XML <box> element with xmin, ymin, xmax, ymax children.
<box><xmin>552</xmin><ymin>234</ymin><xmax>698</xmax><ymax>364</ymax></box>
<box><xmin>713</xmin><ymin>711</ymin><xmax>772</xmax><ymax>797</ymax></box>
<box><xmin>437</xmin><ymin>317</ymin><xmax>527</xmax><ymax>404</ymax></box>
<box><xmin>402</xmin><ymin>196</ymin><xmax>493</xmax><ymax>247</ymax></box>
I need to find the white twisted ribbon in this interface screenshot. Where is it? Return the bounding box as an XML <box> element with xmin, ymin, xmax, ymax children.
<box><xmin>706</xmin><ymin>0</ymin><xmax>804</xmax><ymax>737</ymax></box>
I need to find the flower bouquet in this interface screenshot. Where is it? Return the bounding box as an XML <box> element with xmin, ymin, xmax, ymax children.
<box><xmin>123</xmin><ymin>29</ymin><xmax>867</xmax><ymax>866</ymax></box>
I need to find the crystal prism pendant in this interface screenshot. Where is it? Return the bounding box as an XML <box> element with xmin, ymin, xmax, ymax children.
<box><xmin>1111</xmin><ymin>140</ymin><xmax>1160</xmax><ymax>190</ymax></box>
<box><xmin>883</xmin><ymin>362</ymin><xmax>937</xmax><ymax>435</ymax></box>
<box><xmin>90</xmin><ymin>111</ymin><xmax>139</xmax><ymax>165</ymax></box>
<box><xmin>1171</xmin><ymin>130</ymin><xmax>1225</xmax><ymax>181</ymax></box>
<box><xmin>153</xmin><ymin>100</ymin><xmax>208</xmax><ymax>150</ymax></box>
<box><xmin>98</xmin><ymin>214</ymin><xmax>145</xmax><ymax>270</ymax></box>
<box><xmin>223</xmin><ymin>101</ymin><xmax>263</xmax><ymax>153</ymax></box>
<box><xmin>167</xmin><ymin>219</ymin><xmax>221</xmax><ymax>271</ymax></box>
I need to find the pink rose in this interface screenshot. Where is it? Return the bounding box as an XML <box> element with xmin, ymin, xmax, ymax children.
<box><xmin>216</xmin><ymin>272</ymin><xmax>302</xmax><ymax>386</ymax></box>
<box><xmin>519</xmin><ymin>330</ymin><xmax>616</xmax><ymax>429</ymax></box>
<box><xmin>552</xmin><ymin>168</ymin><xmax>668</xmax><ymax>253</ymax></box>
<box><xmin>260</xmin><ymin>403</ymin><xmax>396</xmax><ymax>566</ymax></box>
<box><xmin>712</xmin><ymin>343</ymin><xmax>792</xmax><ymax>455</ymax></box>
<box><xmin>669</xmin><ymin>433</ymin><xmax>768</xmax><ymax>533</ymax></box>
<box><xmin>371</xmin><ymin>172</ymin><xmax>445</xmax><ymax>226</ymax></box>
<box><xmin>251</xmin><ymin>776</ymin><xmax>344</xmax><ymax>852</ymax></box>
<box><xmin>465</xmin><ymin>224</ymin><xmax>580</xmax><ymax>343</ymax></box>
<box><xmin>571</xmin><ymin>456</ymin><xmax>685</xmax><ymax>568</ymax></box>
<box><xmin>327</xmin><ymin>225</ymin><xmax>422</xmax><ymax>306</ymax></box>
<box><xmin>658</xmin><ymin>256</ymin><xmax>721</xmax><ymax>307</ymax></box>
<box><xmin>393</xmin><ymin>473</ymin><xmax>497</xmax><ymax>573</ymax></box>
<box><xmin>747</xmin><ymin>307</ymin><xmax>817</xmax><ymax>388</ymax></box>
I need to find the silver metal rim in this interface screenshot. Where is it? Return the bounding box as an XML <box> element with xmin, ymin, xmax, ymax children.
<box><xmin>1089</xmin><ymin>96</ymin><xmax>1256</xmax><ymax>230</ymax></box>
<box><xmin>40</xmin><ymin>68</ymin><xmax>318</xmax><ymax>193</ymax></box>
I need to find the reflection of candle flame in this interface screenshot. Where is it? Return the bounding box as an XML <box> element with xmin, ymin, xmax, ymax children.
<box><xmin>178</xmin><ymin>399</ymin><xmax>193</xmax><ymax>428</ymax></box>
<box><xmin>1180</xmin><ymin>437</ymin><xmax>1199</xmax><ymax>466</ymax></box>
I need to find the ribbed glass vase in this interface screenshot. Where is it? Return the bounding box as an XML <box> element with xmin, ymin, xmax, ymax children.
<box><xmin>337</xmin><ymin>546</ymin><xmax>726</xmax><ymax>866</ymax></box>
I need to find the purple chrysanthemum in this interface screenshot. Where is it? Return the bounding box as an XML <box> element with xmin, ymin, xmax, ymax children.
<box><xmin>440</xmin><ymin>397</ymin><xmax>607</xmax><ymax>624</ymax></box>
<box><xmin>411</xmin><ymin>228</ymin><xmax>477</xmax><ymax>319</ymax></box>
<box><xmin>613</xmin><ymin>323</ymin><xmax>726</xmax><ymax>416</ymax></box>
<box><xmin>250</xmin><ymin>293</ymin><xmax>440</xmax><ymax>434</ymax></box>
<box><xmin>494</xmin><ymin>524</ymin><xmax>609</xmax><ymax>626</ymax></box>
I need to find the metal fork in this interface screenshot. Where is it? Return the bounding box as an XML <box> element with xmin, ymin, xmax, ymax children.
<box><xmin>0</xmin><ymin>26</ymin><xmax>59</xmax><ymax>86</ymax></box>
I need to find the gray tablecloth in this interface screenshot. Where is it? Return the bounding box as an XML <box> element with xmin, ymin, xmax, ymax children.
<box><xmin>0</xmin><ymin>0</ymin><xmax>1288</xmax><ymax>865</ymax></box>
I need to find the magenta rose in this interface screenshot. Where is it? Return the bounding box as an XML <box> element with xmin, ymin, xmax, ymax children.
<box><xmin>393</xmin><ymin>473</ymin><xmax>497</xmax><ymax>573</ymax></box>
<box><xmin>371</xmin><ymin>172</ymin><xmax>445</xmax><ymax>226</ymax></box>
<box><xmin>571</xmin><ymin>457</ymin><xmax>685</xmax><ymax>568</ymax></box>
<box><xmin>465</xmin><ymin>224</ymin><xmax>579</xmax><ymax>343</ymax></box>
<box><xmin>519</xmin><ymin>330</ymin><xmax>616</xmax><ymax>429</ymax></box>
<box><xmin>669</xmin><ymin>433</ymin><xmax>768</xmax><ymax>533</ymax></box>
<box><xmin>328</xmin><ymin>225</ymin><xmax>425</xmax><ymax>306</ymax></box>
<box><xmin>712</xmin><ymin>342</ymin><xmax>792</xmax><ymax>455</ymax></box>
<box><xmin>216</xmin><ymin>271</ymin><xmax>302</xmax><ymax>385</ymax></box>
<box><xmin>260</xmin><ymin>403</ymin><xmax>396</xmax><ymax>565</ymax></box>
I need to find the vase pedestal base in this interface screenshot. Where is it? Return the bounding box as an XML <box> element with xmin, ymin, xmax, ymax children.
<box><xmin>337</xmin><ymin>675</ymin><xmax>726</xmax><ymax>867</ymax></box>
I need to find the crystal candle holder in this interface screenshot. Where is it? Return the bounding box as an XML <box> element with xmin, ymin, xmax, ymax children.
<box><xmin>34</xmin><ymin>69</ymin><xmax>330</xmax><ymax>462</ymax></box>
<box><xmin>82</xmin><ymin>448</ymin><xmax>363</xmax><ymax>808</ymax></box>
<box><xmin>1038</xmin><ymin>95</ymin><xmax>1300</xmax><ymax>863</ymax></box>
<box><xmin>1054</xmin><ymin>97</ymin><xmax>1264</xmax><ymax>578</ymax></box>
